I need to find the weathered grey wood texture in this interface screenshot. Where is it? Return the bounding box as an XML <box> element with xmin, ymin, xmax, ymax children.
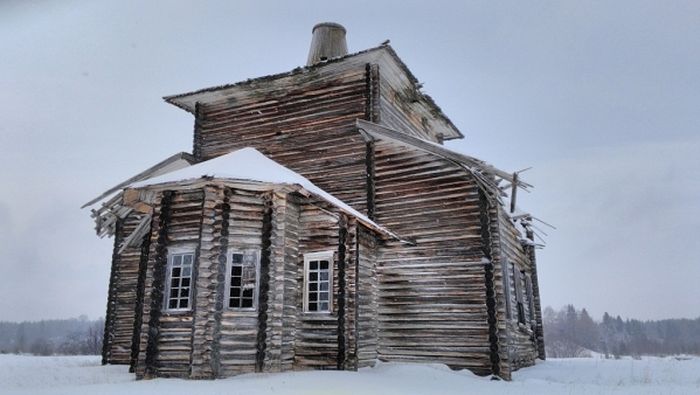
<box><xmin>133</xmin><ymin>190</ymin><xmax>203</xmax><ymax>378</ymax></box>
<box><xmin>184</xmin><ymin>55</ymin><xmax>541</xmax><ymax>377</ymax></box>
<box><xmin>102</xmin><ymin>214</ymin><xmax>148</xmax><ymax>365</ymax></box>
<box><xmin>372</xmin><ymin>140</ymin><xmax>493</xmax><ymax>375</ymax></box>
<box><xmin>195</xmin><ymin>67</ymin><xmax>370</xmax><ymax>214</ymax></box>
<box><xmin>356</xmin><ymin>227</ymin><xmax>379</xmax><ymax>367</ymax></box>
<box><xmin>124</xmin><ymin>183</ymin><xmax>380</xmax><ymax>378</ymax></box>
<box><xmin>102</xmin><ymin>47</ymin><xmax>543</xmax><ymax>381</ymax></box>
<box><xmin>493</xmin><ymin>205</ymin><xmax>540</xmax><ymax>372</ymax></box>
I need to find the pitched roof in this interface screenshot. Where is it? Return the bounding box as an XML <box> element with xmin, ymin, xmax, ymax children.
<box><xmin>81</xmin><ymin>151</ymin><xmax>196</xmax><ymax>209</ymax></box>
<box><xmin>91</xmin><ymin>147</ymin><xmax>402</xmax><ymax>241</ymax></box>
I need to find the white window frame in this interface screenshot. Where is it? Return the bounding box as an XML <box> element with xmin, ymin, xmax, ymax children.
<box><xmin>303</xmin><ymin>251</ymin><xmax>334</xmax><ymax>314</ymax></box>
<box><xmin>163</xmin><ymin>248</ymin><xmax>196</xmax><ymax>312</ymax></box>
<box><xmin>224</xmin><ymin>249</ymin><xmax>260</xmax><ymax>311</ymax></box>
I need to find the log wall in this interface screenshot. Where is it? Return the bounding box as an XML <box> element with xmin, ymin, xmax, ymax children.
<box><xmin>156</xmin><ymin>190</ymin><xmax>203</xmax><ymax>377</ymax></box>
<box><xmin>103</xmin><ymin>213</ymin><xmax>154</xmax><ymax>366</ymax></box>
<box><xmin>376</xmin><ymin>63</ymin><xmax>444</xmax><ymax>143</ymax></box>
<box><xmin>115</xmin><ymin>55</ymin><xmax>543</xmax><ymax>380</ymax></box>
<box><xmin>356</xmin><ymin>226</ymin><xmax>379</xmax><ymax>368</ymax></box>
<box><xmin>493</xmin><ymin>205</ymin><xmax>539</xmax><ymax>372</ymax></box>
<box><xmin>135</xmin><ymin>190</ymin><xmax>203</xmax><ymax>378</ymax></box>
<box><xmin>293</xmin><ymin>202</ymin><xmax>341</xmax><ymax>369</ymax></box>
<box><xmin>217</xmin><ymin>189</ymin><xmax>265</xmax><ymax>376</ymax></box>
<box><xmin>280</xmin><ymin>196</ymin><xmax>301</xmax><ymax>371</ymax></box>
<box><xmin>341</xmin><ymin>216</ymin><xmax>359</xmax><ymax>371</ymax></box>
<box><xmin>126</xmin><ymin>185</ymin><xmax>377</xmax><ymax>377</ymax></box>
<box><xmin>190</xmin><ymin>185</ymin><xmax>226</xmax><ymax>378</ymax></box>
<box><xmin>373</xmin><ymin>140</ymin><xmax>492</xmax><ymax>375</ymax></box>
<box><xmin>196</xmin><ymin>67</ymin><xmax>371</xmax><ymax>214</ymax></box>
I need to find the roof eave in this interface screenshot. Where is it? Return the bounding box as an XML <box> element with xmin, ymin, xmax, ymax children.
<box><xmin>162</xmin><ymin>44</ymin><xmax>464</xmax><ymax>140</ymax></box>
<box><xmin>81</xmin><ymin>151</ymin><xmax>196</xmax><ymax>209</ymax></box>
<box><xmin>115</xmin><ymin>176</ymin><xmax>407</xmax><ymax>243</ymax></box>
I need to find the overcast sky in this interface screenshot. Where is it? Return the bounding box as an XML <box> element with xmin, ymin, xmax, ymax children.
<box><xmin>1</xmin><ymin>1</ymin><xmax>698</xmax><ymax>322</ymax></box>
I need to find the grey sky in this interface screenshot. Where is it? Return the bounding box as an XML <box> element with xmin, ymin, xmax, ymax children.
<box><xmin>1</xmin><ymin>1</ymin><xmax>698</xmax><ymax>322</ymax></box>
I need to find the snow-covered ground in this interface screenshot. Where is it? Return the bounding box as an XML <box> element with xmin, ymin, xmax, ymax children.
<box><xmin>1</xmin><ymin>354</ymin><xmax>699</xmax><ymax>395</ymax></box>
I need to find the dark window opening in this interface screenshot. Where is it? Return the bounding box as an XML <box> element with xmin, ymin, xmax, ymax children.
<box><xmin>227</xmin><ymin>251</ymin><xmax>259</xmax><ymax>310</ymax></box>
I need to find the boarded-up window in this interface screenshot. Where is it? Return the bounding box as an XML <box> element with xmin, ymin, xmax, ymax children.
<box><xmin>503</xmin><ymin>260</ymin><xmax>513</xmax><ymax>319</ymax></box>
<box><xmin>514</xmin><ymin>266</ymin><xmax>526</xmax><ymax>325</ymax></box>
<box><xmin>525</xmin><ymin>274</ymin><xmax>535</xmax><ymax>322</ymax></box>
<box><xmin>164</xmin><ymin>251</ymin><xmax>194</xmax><ymax>311</ymax></box>
<box><xmin>304</xmin><ymin>251</ymin><xmax>334</xmax><ymax>313</ymax></box>
<box><xmin>227</xmin><ymin>250</ymin><xmax>260</xmax><ymax>310</ymax></box>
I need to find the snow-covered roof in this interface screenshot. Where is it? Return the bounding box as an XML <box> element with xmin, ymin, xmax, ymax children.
<box><xmin>81</xmin><ymin>152</ymin><xmax>195</xmax><ymax>209</ymax></box>
<box><xmin>129</xmin><ymin>147</ymin><xmax>401</xmax><ymax>240</ymax></box>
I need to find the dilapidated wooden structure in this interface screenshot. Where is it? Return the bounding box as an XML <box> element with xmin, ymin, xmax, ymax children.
<box><xmin>87</xmin><ymin>23</ymin><xmax>545</xmax><ymax>380</ymax></box>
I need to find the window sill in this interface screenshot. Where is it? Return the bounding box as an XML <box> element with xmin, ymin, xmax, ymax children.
<box><xmin>161</xmin><ymin>309</ymin><xmax>192</xmax><ymax>316</ymax></box>
<box><xmin>301</xmin><ymin>312</ymin><xmax>336</xmax><ymax>320</ymax></box>
<box><xmin>226</xmin><ymin>308</ymin><xmax>258</xmax><ymax>313</ymax></box>
<box><xmin>517</xmin><ymin>322</ymin><xmax>534</xmax><ymax>334</ymax></box>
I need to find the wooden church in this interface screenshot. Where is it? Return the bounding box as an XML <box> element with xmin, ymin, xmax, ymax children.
<box><xmin>86</xmin><ymin>22</ymin><xmax>545</xmax><ymax>380</ymax></box>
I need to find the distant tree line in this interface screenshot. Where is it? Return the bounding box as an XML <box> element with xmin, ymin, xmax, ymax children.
<box><xmin>0</xmin><ymin>316</ymin><xmax>104</xmax><ymax>356</ymax></box>
<box><xmin>544</xmin><ymin>305</ymin><xmax>700</xmax><ymax>358</ymax></box>
<box><xmin>3</xmin><ymin>309</ymin><xmax>699</xmax><ymax>358</ymax></box>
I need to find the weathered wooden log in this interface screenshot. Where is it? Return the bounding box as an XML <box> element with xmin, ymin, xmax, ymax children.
<box><xmin>336</xmin><ymin>216</ymin><xmax>348</xmax><ymax>370</ymax></box>
<box><xmin>144</xmin><ymin>190</ymin><xmax>174</xmax><ymax>377</ymax></box>
<box><xmin>479</xmin><ymin>189</ymin><xmax>501</xmax><ymax>378</ymax></box>
<box><xmin>102</xmin><ymin>220</ymin><xmax>123</xmax><ymax>365</ymax></box>
<box><xmin>129</xmin><ymin>229</ymin><xmax>153</xmax><ymax>372</ymax></box>
<box><xmin>208</xmin><ymin>187</ymin><xmax>230</xmax><ymax>377</ymax></box>
<box><xmin>255</xmin><ymin>194</ymin><xmax>273</xmax><ymax>372</ymax></box>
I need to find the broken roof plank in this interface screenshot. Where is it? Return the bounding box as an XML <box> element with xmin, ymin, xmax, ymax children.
<box><xmin>356</xmin><ymin>119</ymin><xmax>532</xmax><ymax>190</ymax></box>
<box><xmin>81</xmin><ymin>152</ymin><xmax>196</xmax><ymax>209</ymax></box>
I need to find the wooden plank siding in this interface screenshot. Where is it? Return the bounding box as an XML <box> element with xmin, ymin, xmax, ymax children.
<box><xmin>372</xmin><ymin>140</ymin><xmax>493</xmax><ymax>375</ymax></box>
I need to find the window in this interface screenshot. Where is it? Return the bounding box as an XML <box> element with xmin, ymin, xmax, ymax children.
<box><xmin>226</xmin><ymin>250</ymin><xmax>260</xmax><ymax>310</ymax></box>
<box><xmin>304</xmin><ymin>251</ymin><xmax>333</xmax><ymax>313</ymax></box>
<box><xmin>525</xmin><ymin>274</ymin><xmax>535</xmax><ymax>322</ymax></box>
<box><xmin>502</xmin><ymin>260</ymin><xmax>513</xmax><ymax>320</ymax></box>
<box><xmin>514</xmin><ymin>266</ymin><xmax>527</xmax><ymax>325</ymax></box>
<box><xmin>164</xmin><ymin>251</ymin><xmax>194</xmax><ymax>311</ymax></box>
